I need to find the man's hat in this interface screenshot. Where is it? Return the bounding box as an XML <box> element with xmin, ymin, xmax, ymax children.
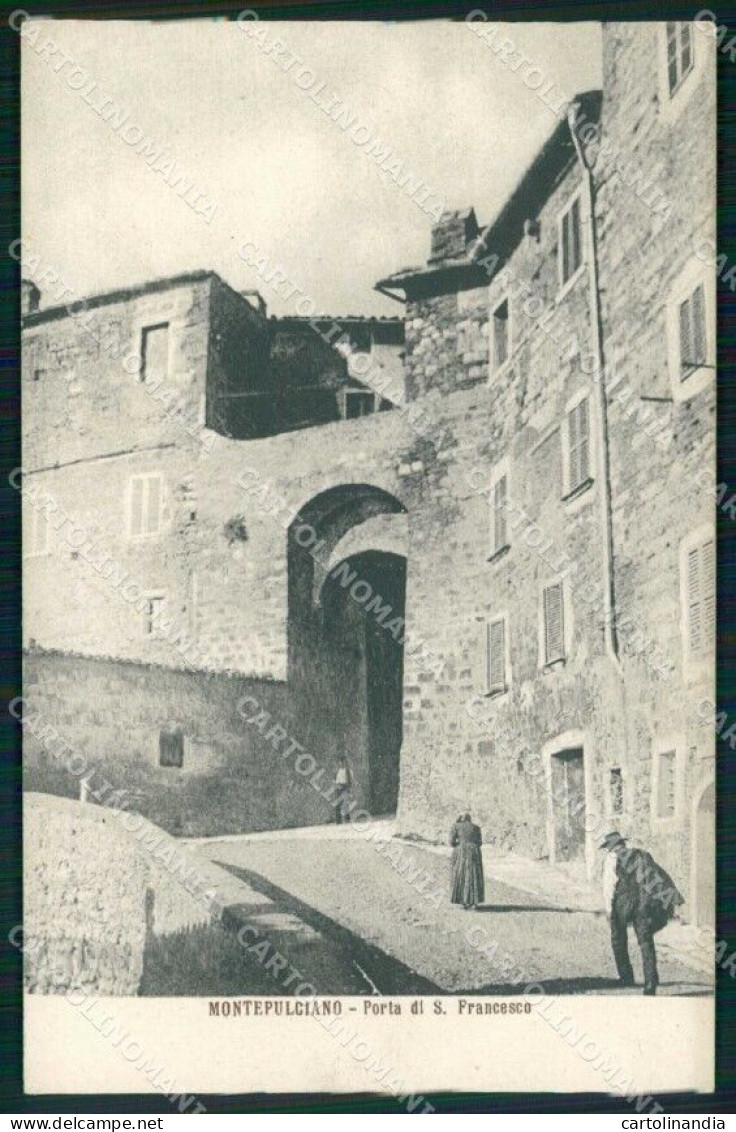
<box><xmin>599</xmin><ymin>831</ymin><xmax>627</xmax><ymax>851</ymax></box>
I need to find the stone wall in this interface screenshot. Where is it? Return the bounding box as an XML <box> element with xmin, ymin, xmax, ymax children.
<box><xmin>596</xmin><ymin>20</ymin><xmax>716</xmax><ymax>897</ymax></box>
<box><xmin>22</xmin><ymin>649</ymin><xmax>357</xmax><ymax>836</ymax></box>
<box><xmin>395</xmin><ymin>152</ymin><xmax>622</xmax><ymax>871</ymax></box>
<box><xmin>22</xmin><ymin>276</ymin><xmax>214</xmax><ymax>473</ymax></box>
<box><xmin>19</xmin><ymin>23</ymin><xmax>716</xmax><ymax>916</ymax></box>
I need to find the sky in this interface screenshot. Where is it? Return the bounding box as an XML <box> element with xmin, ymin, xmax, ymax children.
<box><xmin>22</xmin><ymin>18</ymin><xmax>602</xmax><ymax>317</ymax></box>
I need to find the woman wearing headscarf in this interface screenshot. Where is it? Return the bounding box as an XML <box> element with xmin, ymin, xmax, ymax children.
<box><xmin>450</xmin><ymin>813</ymin><xmax>485</xmax><ymax>910</ymax></box>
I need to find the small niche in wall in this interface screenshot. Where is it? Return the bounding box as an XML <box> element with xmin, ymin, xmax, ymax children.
<box><xmin>159</xmin><ymin>729</ymin><xmax>184</xmax><ymax>768</ymax></box>
<box><xmin>224</xmin><ymin>515</ymin><xmax>248</xmax><ymax>544</ymax></box>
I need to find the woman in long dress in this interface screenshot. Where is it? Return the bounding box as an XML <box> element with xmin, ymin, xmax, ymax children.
<box><xmin>450</xmin><ymin>813</ymin><xmax>485</xmax><ymax>910</ymax></box>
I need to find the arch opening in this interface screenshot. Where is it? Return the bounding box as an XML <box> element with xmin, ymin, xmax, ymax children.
<box><xmin>288</xmin><ymin>486</ymin><xmax>407</xmax><ymax>821</ymax></box>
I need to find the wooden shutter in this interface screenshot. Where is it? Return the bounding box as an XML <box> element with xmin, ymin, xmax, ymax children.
<box><xmin>488</xmin><ymin>618</ymin><xmax>506</xmax><ymax>694</ymax></box>
<box><xmin>691</xmin><ymin>283</ymin><xmax>706</xmax><ymax>366</ymax></box>
<box><xmin>567</xmin><ymin>398</ymin><xmax>589</xmax><ymax>492</ymax></box>
<box><xmin>544</xmin><ymin>583</ymin><xmax>565</xmax><ymax>664</ymax></box>
<box><xmin>570</xmin><ymin>197</ymin><xmax>581</xmax><ymax>276</ymax></box>
<box><xmin>493</xmin><ymin>475</ymin><xmax>507</xmax><ymax>552</ymax></box>
<box><xmin>679</xmin><ymin>294</ymin><xmax>692</xmax><ymax>378</ymax></box>
<box><xmin>687</xmin><ymin>544</ymin><xmax>702</xmax><ymax>651</ymax></box>
<box><xmin>701</xmin><ymin>536</ymin><xmax>715</xmax><ymax>646</ymax></box>
<box><xmin>130</xmin><ymin>477</ymin><xmax>145</xmax><ymax>537</ymax></box>
<box><xmin>667</xmin><ymin>22</ymin><xmax>679</xmax><ymax>93</ymax></box>
<box><xmin>477</xmin><ymin>619</ymin><xmax>490</xmax><ymax>695</ymax></box>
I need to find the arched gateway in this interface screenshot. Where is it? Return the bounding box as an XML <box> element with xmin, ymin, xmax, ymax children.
<box><xmin>288</xmin><ymin>485</ymin><xmax>408</xmax><ymax>818</ymax></box>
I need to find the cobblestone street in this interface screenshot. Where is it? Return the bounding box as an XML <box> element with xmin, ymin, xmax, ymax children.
<box><xmin>196</xmin><ymin>828</ymin><xmax>714</xmax><ymax>997</ymax></box>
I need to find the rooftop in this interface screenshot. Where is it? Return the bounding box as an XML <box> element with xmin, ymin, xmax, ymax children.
<box><xmin>376</xmin><ymin>89</ymin><xmax>602</xmax><ymax>300</ymax></box>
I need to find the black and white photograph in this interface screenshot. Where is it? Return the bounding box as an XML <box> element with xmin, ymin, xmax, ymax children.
<box><xmin>15</xmin><ymin>10</ymin><xmax>717</xmax><ymax>1100</ymax></box>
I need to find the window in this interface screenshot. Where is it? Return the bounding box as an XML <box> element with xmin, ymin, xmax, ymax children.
<box><xmin>128</xmin><ymin>473</ymin><xmax>163</xmax><ymax>539</ymax></box>
<box><xmin>543</xmin><ymin>583</ymin><xmax>565</xmax><ymax>665</ymax></box>
<box><xmin>678</xmin><ymin>282</ymin><xmax>707</xmax><ymax>381</ymax></box>
<box><xmin>564</xmin><ymin>396</ymin><xmax>591</xmax><ymax>496</ymax></box>
<box><xmin>159</xmin><ymin>730</ymin><xmax>184</xmax><ymax>768</ymax></box>
<box><xmin>27</xmin><ymin>506</ymin><xmax>50</xmax><ymax>557</ymax></box>
<box><xmin>486</xmin><ymin>468</ymin><xmax>509</xmax><ymax>556</ymax></box>
<box><xmin>666</xmin><ymin>22</ymin><xmax>694</xmax><ymax>97</ymax></box>
<box><xmin>656</xmin><ymin>750</ymin><xmax>677</xmax><ymax>819</ymax></box>
<box><xmin>492</xmin><ymin>298</ymin><xmax>510</xmax><ymax>371</ymax></box>
<box><xmin>684</xmin><ymin>533</ymin><xmax>715</xmax><ymax>658</ymax></box>
<box><xmin>559</xmin><ymin>193</ymin><xmax>583</xmax><ymax>289</ymax></box>
<box><xmin>667</xmin><ymin>260</ymin><xmax>714</xmax><ymax>399</ymax></box>
<box><xmin>609</xmin><ymin>767</ymin><xmax>624</xmax><ymax>815</ymax></box>
<box><xmin>143</xmin><ymin>594</ymin><xmax>167</xmax><ymax>638</ymax></box>
<box><xmin>344</xmin><ymin>390</ymin><xmax>375</xmax><ymax>419</ymax></box>
<box><xmin>140</xmin><ymin>323</ymin><xmax>169</xmax><ymax>384</ymax></box>
<box><xmin>482</xmin><ymin>616</ymin><xmax>508</xmax><ymax>696</ymax></box>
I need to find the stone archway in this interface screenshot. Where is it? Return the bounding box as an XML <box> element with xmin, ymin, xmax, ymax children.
<box><xmin>287</xmin><ymin>485</ymin><xmax>408</xmax><ymax>821</ymax></box>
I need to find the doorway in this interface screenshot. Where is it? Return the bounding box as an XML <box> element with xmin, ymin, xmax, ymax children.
<box><xmin>550</xmin><ymin>748</ymin><xmax>586</xmax><ymax>863</ymax></box>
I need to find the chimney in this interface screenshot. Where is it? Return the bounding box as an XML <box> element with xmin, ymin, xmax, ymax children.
<box><xmin>240</xmin><ymin>289</ymin><xmax>267</xmax><ymax>317</ymax></box>
<box><xmin>429</xmin><ymin>208</ymin><xmax>479</xmax><ymax>264</ymax></box>
<box><xmin>21</xmin><ymin>279</ymin><xmax>40</xmax><ymax>316</ymax></box>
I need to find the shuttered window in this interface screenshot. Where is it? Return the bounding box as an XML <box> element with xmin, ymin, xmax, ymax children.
<box><xmin>566</xmin><ymin>397</ymin><xmax>590</xmax><ymax>494</ymax></box>
<box><xmin>686</xmin><ymin>534</ymin><xmax>715</xmax><ymax>655</ymax></box>
<box><xmin>128</xmin><ymin>474</ymin><xmax>163</xmax><ymax>538</ymax></box>
<box><xmin>656</xmin><ymin>750</ymin><xmax>677</xmax><ymax>819</ymax></box>
<box><xmin>559</xmin><ymin>195</ymin><xmax>583</xmax><ymax>286</ymax></box>
<box><xmin>140</xmin><ymin>323</ymin><xmax>169</xmax><ymax>384</ymax></box>
<box><xmin>492</xmin><ymin>474</ymin><xmax>508</xmax><ymax>554</ymax></box>
<box><xmin>487</xmin><ymin>617</ymin><xmax>507</xmax><ymax>695</ymax></box>
<box><xmin>543</xmin><ymin>583</ymin><xmax>565</xmax><ymax>665</ymax></box>
<box><xmin>492</xmin><ymin>299</ymin><xmax>510</xmax><ymax>370</ymax></box>
<box><xmin>678</xmin><ymin>282</ymin><xmax>707</xmax><ymax>380</ymax></box>
<box><xmin>666</xmin><ymin>22</ymin><xmax>694</xmax><ymax>97</ymax></box>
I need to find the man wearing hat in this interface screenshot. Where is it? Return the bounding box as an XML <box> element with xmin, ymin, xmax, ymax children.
<box><xmin>600</xmin><ymin>831</ymin><xmax>684</xmax><ymax>995</ymax></box>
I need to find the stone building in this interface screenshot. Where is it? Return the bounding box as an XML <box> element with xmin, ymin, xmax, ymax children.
<box><xmin>20</xmin><ymin>22</ymin><xmax>715</xmax><ymax>923</ymax></box>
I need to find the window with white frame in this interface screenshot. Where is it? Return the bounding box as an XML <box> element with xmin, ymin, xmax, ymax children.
<box><xmin>490</xmin><ymin>472</ymin><xmax>509</xmax><ymax>556</ymax></box>
<box><xmin>542</xmin><ymin>582</ymin><xmax>565</xmax><ymax>665</ymax></box>
<box><xmin>666</xmin><ymin>22</ymin><xmax>694</xmax><ymax>98</ymax></box>
<box><xmin>128</xmin><ymin>473</ymin><xmax>164</xmax><ymax>539</ymax></box>
<box><xmin>655</xmin><ymin>749</ymin><xmax>677</xmax><ymax>819</ymax></box>
<box><xmin>483</xmin><ymin>616</ymin><xmax>508</xmax><ymax>696</ymax></box>
<box><xmin>140</xmin><ymin>323</ymin><xmax>169</xmax><ymax>384</ymax></box>
<box><xmin>558</xmin><ymin>193</ymin><xmax>583</xmax><ymax>289</ymax></box>
<box><xmin>564</xmin><ymin>395</ymin><xmax>591</xmax><ymax>496</ymax></box>
<box><xmin>666</xmin><ymin>259</ymin><xmax>714</xmax><ymax>399</ymax></box>
<box><xmin>143</xmin><ymin>594</ymin><xmax>167</xmax><ymax>638</ymax></box>
<box><xmin>491</xmin><ymin>297</ymin><xmax>510</xmax><ymax>371</ymax></box>
<box><xmin>684</xmin><ymin>531</ymin><xmax>715</xmax><ymax>660</ymax></box>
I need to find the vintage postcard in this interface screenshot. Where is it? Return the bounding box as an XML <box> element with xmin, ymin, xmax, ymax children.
<box><xmin>17</xmin><ymin>13</ymin><xmax>716</xmax><ymax>1102</ymax></box>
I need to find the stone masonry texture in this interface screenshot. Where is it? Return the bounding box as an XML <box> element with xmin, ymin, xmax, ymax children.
<box><xmin>21</xmin><ymin>22</ymin><xmax>716</xmax><ymax>922</ymax></box>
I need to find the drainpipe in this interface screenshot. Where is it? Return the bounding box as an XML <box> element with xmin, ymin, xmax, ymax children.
<box><xmin>568</xmin><ymin>103</ymin><xmax>621</xmax><ymax>671</ymax></box>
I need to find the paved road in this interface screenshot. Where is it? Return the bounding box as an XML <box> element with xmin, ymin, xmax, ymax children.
<box><xmin>200</xmin><ymin>833</ymin><xmax>713</xmax><ymax>997</ymax></box>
